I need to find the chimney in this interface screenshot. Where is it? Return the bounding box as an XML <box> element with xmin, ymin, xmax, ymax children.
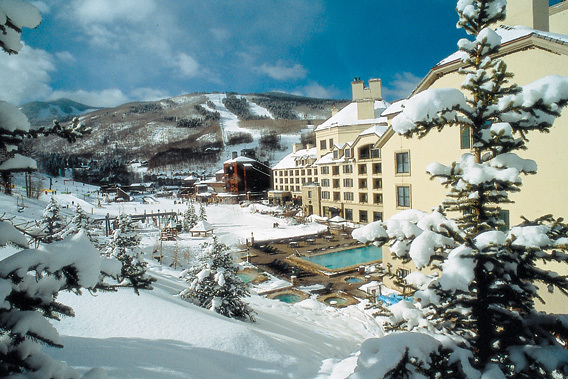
<box><xmin>292</xmin><ymin>143</ymin><xmax>302</xmax><ymax>153</ymax></box>
<box><xmin>331</xmin><ymin>105</ymin><xmax>339</xmax><ymax>116</ymax></box>
<box><xmin>351</xmin><ymin>78</ymin><xmax>365</xmax><ymax>101</ymax></box>
<box><xmin>368</xmin><ymin>78</ymin><xmax>382</xmax><ymax>101</ymax></box>
<box><xmin>232</xmin><ymin>151</ymin><xmax>238</xmax><ymax>159</ymax></box>
<box><xmin>503</xmin><ymin>0</ymin><xmax>549</xmax><ymax>32</ymax></box>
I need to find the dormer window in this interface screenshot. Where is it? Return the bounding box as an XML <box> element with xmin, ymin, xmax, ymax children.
<box><xmin>333</xmin><ymin>150</ymin><xmax>339</xmax><ymax>159</ymax></box>
<box><xmin>345</xmin><ymin>149</ymin><xmax>351</xmax><ymax>158</ymax></box>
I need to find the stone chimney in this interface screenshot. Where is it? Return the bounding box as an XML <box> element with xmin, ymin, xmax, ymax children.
<box><xmin>503</xmin><ymin>0</ymin><xmax>549</xmax><ymax>32</ymax></box>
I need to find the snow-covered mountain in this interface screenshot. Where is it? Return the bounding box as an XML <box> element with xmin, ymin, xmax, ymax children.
<box><xmin>27</xmin><ymin>92</ymin><xmax>347</xmax><ymax>172</ymax></box>
<box><xmin>19</xmin><ymin>98</ymin><xmax>102</xmax><ymax>126</ymax></box>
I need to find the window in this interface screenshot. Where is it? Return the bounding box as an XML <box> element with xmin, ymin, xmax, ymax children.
<box><xmin>396</xmin><ymin>152</ymin><xmax>410</xmax><ymax>174</ymax></box>
<box><xmin>333</xmin><ymin>179</ymin><xmax>340</xmax><ymax>188</ymax></box>
<box><xmin>460</xmin><ymin>126</ymin><xmax>471</xmax><ymax>149</ymax></box>
<box><xmin>329</xmin><ymin>138</ymin><xmax>334</xmax><ymax>148</ymax></box>
<box><xmin>343</xmin><ymin>178</ymin><xmax>353</xmax><ymax>187</ymax></box>
<box><xmin>359</xmin><ymin>179</ymin><xmax>367</xmax><ymax>189</ymax></box>
<box><xmin>344</xmin><ymin>192</ymin><xmax>354</xmax><ymax>201</ymax></box>
<box><xmin>295</xmin><ymin>170</ymin><xmax>299</xmax><ymax>176</ymax></box>
<box><xmin>359</xmin><ymin>210</ymin><xmax>368</xmax><ymax>223</ymax></box>
<box><xmin>371</xmin><ymin>148</ymin><xmax>380</xmax><ymax>159</ymax></box>
<box><xmin>373</xmin><ymin>163</ymin><xmax>382</xmax><ymax>174</ymax></box>
<box><xmin>359</xmin><ymin>164</ymin><xmax>367</xmax><ymax>174</ymax></box>
<box><xmin>345</xmin><ymin>148</ymin><xmax>351</xmax><ymax>158</ymax></box>
<box><xmin>374</xmin><ymin>193</ymin><xmax>383</xmax><ymax>204</ymax></box>
<box><xmin>373</xmin><ymin>212</ymin><xmax>383</xmax><ymax>222</ymax></box>
<box><xmin>301</xmin><ymin>169</ymin><xmax>305</xmax><ymax>176</ymax></box>
<box><xmin>360</xmin><ymin>193</ymin><xmax>368</xmax><ymax>203</ymax></box>
<box><xmin>285</xmin><ymin>178</ymin><xmax>288</xmax><ymax>184</ymax></box>
<box><xmin>373</xmin><ymin>178</ymin><xmax>382</xmax><ymax>189</ymax></box>
<box><xmin>332</xmin><ymin>166</ymin><xmax>340</xmax><ymax>175</ymax></box>
<box><xmin>359</xmin><ymin>145</ymin><xmax>370</xmax><ymax>159</ymax></box>
<box><xmin>343</xmin><ymin>165</ymin><xmax>353</xmax><ymax>174</ymax></box>
<box><xmin>333</xmin><ymin>150</ymin><xmax>339</xmax><ymax>159</ymax></box>
<box><xmin>321</xmin><ymin>179</ymin><xmax>330</xmax><ymax>187</ymax></box>
<box><xmin>296</xmin><ymin>186</ymin><xmax>300</xmax><ymax>191</ymax></box>
<box><xmin>320</xmin><ymin>140</ymin><xmax>327</xmax><ymax>150</ymax></box>
<box><xmin>295</xmin><ymin>178</ymin><xmax>299</xmax><ymax>184</ymax></box>
<box><xmin>397</xmin><ymin>186</ymin><xmax>411</xmax><ymax>207</ymax></box>
<box><xmin>322</xmin><ymin>191</ymin><xmax>330</xmax><ymax>200</ymax></box>
<box><xmin>321</xmin><ymin>166</ymin><xmax>329</xmax><ymax>175</ymax></box>
<box><xmin>308</xmin><ymin>191</ymin><xmax>312</xmax><ymax>198</ymax></box>
<box><xmin>333</xmin><ymin>192</ymin><xmax>340</xmax><ymax>201</ymax></box>
<box><xmin>345</xmin><ymin>208</ymin><xmax>353</xmax><ymax>221</ymax></box>
<box><xmin>307</xmin><ymin>169</ymin><xmax>312</xmax><ymax>175</ymax></box>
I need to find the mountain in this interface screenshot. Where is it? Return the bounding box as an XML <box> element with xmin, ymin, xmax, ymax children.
<box><xmin>19</xmin><ymin>98</ymin><xmax>103</xmax><ymax>126</ymax></box>
<box><xmin>27</xmin><ymin>92</ymin><xmax>348</xmax><ymax>173</ymax></box>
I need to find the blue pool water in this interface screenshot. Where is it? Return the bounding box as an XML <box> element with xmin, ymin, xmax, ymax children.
<box><xmin>302</xmin><ymin>245</ymin><xmax>382</xmax><ymax>270</ymax></box>
<box><xmin>274</xmin><ymin>294</ymin><xmax>301</xmax><ymax>303</ymax></box>
<box><xmin>378</xmin><ymin>294</ymin><xmax>411</xmax><ymax>306</ymax></box>
<box><xmin>237</xmin><ymin>273</ymin><xmax>256</xmax><ymax>283</ymax></box>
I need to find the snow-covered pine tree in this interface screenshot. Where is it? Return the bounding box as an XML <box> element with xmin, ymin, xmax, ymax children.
<box><xmin>105</xmin><ymin>213</ymin><xmax>155</xmax><ymax>294</ymax></box>
<box><xmin>199</xmin><ymin>202</ymin><xmax>207</xmax><ymax>221</ymax></box>
<box><xmin>180</xmin><ymin>237</ymin><xmax>255</xmax><ymax>321</ymax></box>
<box><xmin>37</xmin><ymin>197</ymin><xmax>68</xmax><ymax>243</ymax></box>
<box><xmin>183</xmin><ymin>202</ymin><xmax>198</xmax><ymax>232</ymax></box>
<box><xmin>351</xmin><ymin>0</ymin><xmax>568</xmax><ymax>377</ymax></box>
<box><xmin>69</xmin><ymin>204</ymin><xmax>101</xmax><ymax>246</ymax></box>
<box><xmin>0</xmin><ymin>221</ymin><xmax>121</xmax><ymax>377</ymax></box>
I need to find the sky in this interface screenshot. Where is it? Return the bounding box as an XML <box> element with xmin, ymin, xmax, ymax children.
<box><xmin>0</xmin><ymin>0</ymin><xmax>563</xmax><ymax>108</ymax></box>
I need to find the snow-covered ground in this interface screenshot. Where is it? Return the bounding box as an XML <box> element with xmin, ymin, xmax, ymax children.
<box><xmin>1</xmin><ymin>175</ymin><xmax>386</xmax><ymax>378</ymax></box>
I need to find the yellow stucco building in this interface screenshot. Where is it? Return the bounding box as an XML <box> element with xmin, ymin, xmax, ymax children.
<box><xmin>379</xmin><ymin>0</ymin><xmax>568</xmax><ymax>313</ymax></box>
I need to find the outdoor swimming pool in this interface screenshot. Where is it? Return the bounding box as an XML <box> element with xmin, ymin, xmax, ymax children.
<box><xmin>301</xmin><ymin>245</ymin><xmax>382</xmax><ymax>270</ymax></box>
<box><xmin>274</xmin><ymin>293</ymin><xmax>302</xmax><ymax>303</ymax></box>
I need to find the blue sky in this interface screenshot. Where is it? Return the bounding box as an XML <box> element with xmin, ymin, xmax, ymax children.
<box><xmin>0</xmin><ymin>1</ymin><xmax>562</xmax><ymax>107</ymax></box>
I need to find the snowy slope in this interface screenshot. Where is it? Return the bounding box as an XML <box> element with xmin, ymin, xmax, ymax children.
<box><xmin>1</xmin><ymin>177</ymin><xmax>383</xmax><ymax>378</ymax></box>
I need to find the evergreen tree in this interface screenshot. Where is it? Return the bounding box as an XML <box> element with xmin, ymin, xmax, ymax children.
<box><xmin>180</xmin><ymin>237</ymin><xmax>255</xmax><ymax>321</ymax></box>
<box><xmin>37</xmin><ymin>197</ymin><xmax>68</xmax><ymax>243</ymax></box>
<box><xmin>0</xmin><ymin>222</ymin><xmax>120</xmax><ymax>377</ymax></box>
<box><xmin>352</xmin><ymin>1</ymin><xmax>568</xmax><ymax>377</ymax></box>
<box><xmin>105</xmin><ymin>213</ymin><xmax>155</xmax><ymax>294</ymax></box>
<box><xmin>199</xmin><ymin>202</ymin><xmax>207</xmax><ymax>221</ymax></box>
<box><xmin>69</xmin><ymin>204</ymin><xmax>101</xmax><ymax>246</ymax></box>
<box><xmin>183</xmin><ymin>202</ymin><xmax>198</xmax><ymax>232</ymax></box>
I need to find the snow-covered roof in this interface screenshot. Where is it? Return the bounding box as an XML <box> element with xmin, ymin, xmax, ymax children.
<box><xmin>315</xmin><ymin>100</ymin><xmax>390</xmax><ymax>131</ymax></box>
<box><xmin>437</xmin><ymin>25</ymin><xmax>568</xmax><ymax>67</ymax></box>
<box><xmin>381</xmin><ymin>100</ymin><xmax>406</xmax><ymax>117</ymax></box>
<box><xmin>273</xmin><ymin>147</ymin><xmax>317</xmax><ymax>170</ymax></box>
<box><xmin>359</xmin><ymin>125</ymin><xmax>389</xmax><ymax>137</ymax></box>
<box><xmin>315</xmin><ymin>152</ymin><xmax>348</xmax><ymax>166</ymax></box>
<box><xmin>223</xmin><ymin>156</ymin><xmax>257</xmax><ymax>164</ymax></box>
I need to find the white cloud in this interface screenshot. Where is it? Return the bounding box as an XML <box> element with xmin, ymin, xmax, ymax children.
<box><xmin>258</xmin><ymin>61</ymin><xmax>307</xmax><ymax>81</ymax></box>
<box><xmin>0</xmin><ymin>44</ymin><xmax>55</xmax><ymax>105</ymax></box>
<box><xmin>48</xmin><ymin>89</ymin><xmax>129</xmax><ymax>108</ymax></box>
<box><xmin>130</xmin><ymin>88</ymin><xmax>171</xmax><ymax>102</ymax></box>
<box><xmin>175</xmin><ymin>53</ymin><xmax>201</xmax><ymax>78</ymax></box>
<box><xmin>55</xmin><ymin>51</ymin><xmax>76</xmax><ymax>64</ymax></box>
<box><xmin>70</xmin><ymin>0</ymin><xmax>157</xmax><ymax>25</ymax></box>
<box><xmin>210</xmin><ymin>28</ymin><xmax>230</xmax><ymax>42</ymax></box>
<box><xmin>48</xmin><ymin>87</ymin><xmax>172</xmax><ymax>108</ymax></box>
<box><xmin>31</xmin><ymin>1</ymin><xmax>50</xmax><ymax>15</ymax></box>
<box><xmin>382</xmin><ymin>72</ymin><xmax>423</xmax><ymax>100</ymax></box>
<box><xmin>298</xmin><ymin>83</ymin><xmax>338</xmax><ymax>99</ymax></box>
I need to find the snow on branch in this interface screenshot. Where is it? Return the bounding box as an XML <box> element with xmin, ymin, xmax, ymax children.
<box><xmin>0</xmin><ymin>0</ymin><xmax>41</xmax><ymax>54</ymax></box>
<box><xmin>391</xmin><ymin>88</ymin><xmax>471</xmax><ymax>136</ymax></box>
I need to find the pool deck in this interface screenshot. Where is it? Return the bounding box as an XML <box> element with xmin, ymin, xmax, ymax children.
<box><xmin>245</xmin><ymin>229</ymin><xmax>382</xmax><ymax>297</ymax></box>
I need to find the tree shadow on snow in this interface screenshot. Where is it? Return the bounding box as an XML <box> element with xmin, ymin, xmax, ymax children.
<box><xmin>47</xmin><ymin>336</ymin><xmax>293</xmax><ymax>379</ymax></box>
